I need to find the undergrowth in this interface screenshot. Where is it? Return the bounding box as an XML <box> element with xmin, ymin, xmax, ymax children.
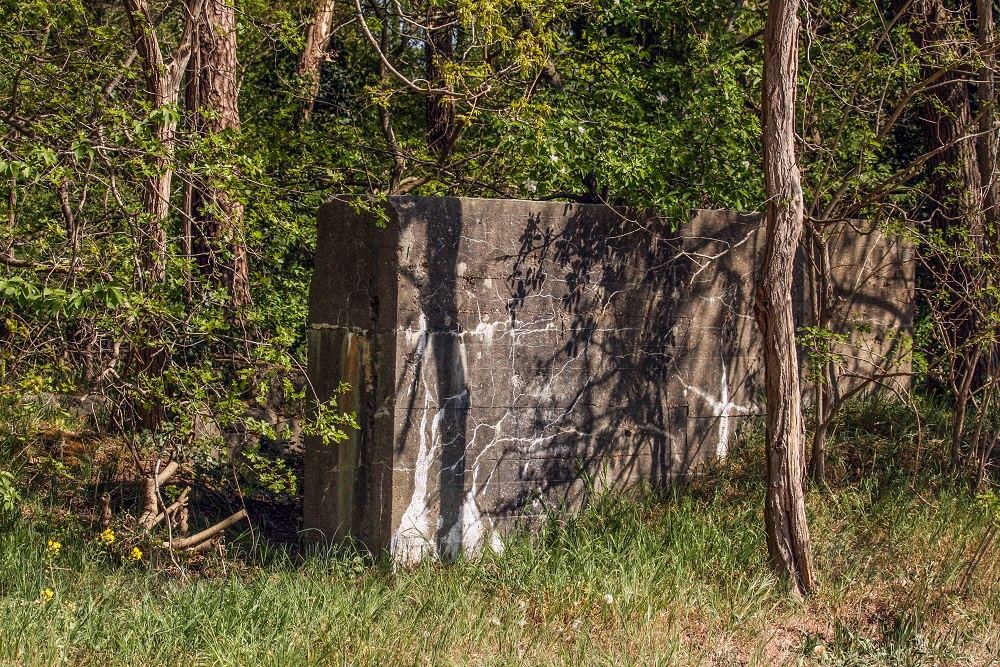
<box><xmin>0</xmin><ymin>396</ymin><xmax>997</xmax><ymax>666</ymax></box>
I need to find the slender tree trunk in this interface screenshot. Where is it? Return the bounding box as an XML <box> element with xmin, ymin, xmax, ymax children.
<box><xmin>969</xmin><ymin>364</ymin><xmax>995</xmax><ymax>493</ymax></box>
<box><xmin>376</xmin><ymin>19</ymin><xmax>405</xmax><ymax>191</ymax></box>
<box><xmin>188</xmin><ymin>0</ymin><xmax>251</xmax><ymax>308</ymax></box>
<box><xmin>951</xmin><ymin>346</ymin><xmax>981</xmax><ymax>468</ymax></box>
<box><xmin>182</xmin><ymin>38</ymin><xmax>200</xmax><ymax>303</ymax></box>
<box><xmin>124</xmin><ymin>0</ymin><xmax>202</xmax><ymax>430</ymax></box>
<box><xmin>808</xmin><ymin>229</ymin><xmax>834</xmax><ymax>484</ymax></box>
<box><xmin>806</xmin><ymin>227</ymin><xmax>823</xmax><ymax>481</ymax></box>
<box><xmin>756</xmin><ymin>0</ymin><xmax>817</xmax><ymax>596</ymax></box>
<box><xmin>974</xmin><ymin>431</ymin><xmax>997</xmax><ymax>493</ymax></box>
<box><xmin>298</xmin><ymin>0</ymin><xmax>337</xmax><ymax>120</ymax></box>
<box><xmin>124</xmin><ymin>0</ymin><xmax>200</xmax><ymax>288</ymax></box>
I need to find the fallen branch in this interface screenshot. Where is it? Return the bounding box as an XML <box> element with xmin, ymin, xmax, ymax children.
<box><xmin>185</xmin><ymin>537</ymin><xmax>221</xmax><ymax>555</ymax></box>
<box><xmin>139</xmin><ymin>460</ymin><xmax>180</xmax><ymax>529</ymax></box>
<box><xmin>147</xmin><ymin>486</ymin><xmax>190</xmax><ymax>531</ymax></box>
<box><xmin>155</xmin><ymin>460</ymin><xmax>179</xmax><ymax>486</ymax></box>
<box><xmin>162</xmin><ymin>509</ymin><xmax>247</xmax><ymax>550</ymax></box>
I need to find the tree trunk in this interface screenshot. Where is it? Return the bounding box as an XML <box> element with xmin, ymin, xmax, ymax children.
<box><xmin>978</xmin><ymin>0</ymin><xmax>997</xmax><ymax>231</ymax></box>
<box><xmin>756</xmin><ymin>0</ymin><xmax>817</xmax><ymax>596</ymax></box>
<box><xmin>182</xmin><ymin>34</ymin><xmax>200</xmax><ymax>303</ymax></box>
<box><xmin>808</xmin><ymin>228</ymin><xmax>834</xmax><ymax>485</ymax></box>
<box><xmin>904</xmin><ymin>0</ymin><xmax>987</xmax><ymax>470</ymax></box>
<box><xmin>915</xmin><ymin>0</ymin><xmax>986</xmax><ymax>242</ymax></box>
<box><xmin>951</xmin><ymin>345</ymin><xmax>981</xmax><ymax>468</ymax></box>
<box><xmin>124</xmin><ymin>0</ymin><xmax>200</xmax><ymax>288</ymax></box>
<box><xmin>188</xmin><ymin>0</ymin><xmax>251</xmax><ymax>308</ymax></box>
<box><xmin>969</xmin><ymin>362</ymin><xmax>996</xmax><ymax>493</ymax></box>
<box><xmin>298</xmin><ymin>0</ymin><xmax>337</xmax><ymax>120</ymax></box>
<box><xmin>425</xmin><ymin>9</ymin><xmax>457</xmax><ymax>157</ymax></box>
<box><xmin>124</xmin><ymin>0</ymin><xmax>201</xmax><ymax>430</ymax></box>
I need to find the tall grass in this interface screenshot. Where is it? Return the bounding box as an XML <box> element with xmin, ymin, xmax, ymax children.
<box><xmin>0</xmin><ymin>397</ymin><xmax>998</xmax><ymax>666</ymax></box>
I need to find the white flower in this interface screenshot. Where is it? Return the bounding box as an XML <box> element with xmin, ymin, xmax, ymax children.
<box><xmin>602</xmin><ymin>593</ymin><xmax>614</xmax><ymax>605</ymax></box>
<box><xmin>524</xmin><ymin>179</ymin><xmax>538</xmax><ymax>193</ymax></box>
<box><xmin>656</xmin><ymin>93</ymin><xmax>669</xmax><ymax>104</ymax></box>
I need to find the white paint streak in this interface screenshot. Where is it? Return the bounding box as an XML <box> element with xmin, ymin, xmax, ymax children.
<box><xmin>390</xmin><ymin>386</ymin><xmax>437</xmax><ymax>564</ymax></box>
<box><xmin>471</xmin><ymin>319</ymin><xmax>498</xmax><ymax>346</ymax></box>
<box><xmin>390</xmin><ymin>319</ymin><xmax>436</xmax><ymax>565</ymax></box>
<box><xmin>392</xmin><ymin>314</ymin><xmax>505</xmax><ymax>564</ymax></box>
<box><xmin>717</xmin><ymin>355</ymin><xmax>731</xmax><ymax>457</ymax></box>
<box><xmin>404</xmin><ymin>313</ymin><xmax>427</xmax><ymax>350</ymax></box>
<box><xmin>442</xmin><ymin>483</ymin><xmax>495</xmax><ymax>561</ymax></box>
<box><xmin>391</xmin><ymin>309</ymin><xmax>603</xmax><ymax>564</ymax></box>
<box><xmin>452</xmin><ymin>425</ymin><xmax>505</xmax><ymax>559</ymax></box>
<box><xmin>674</xmin><ymin>357</ymin><xmax>752</xmax><ymax>458</ymax></box>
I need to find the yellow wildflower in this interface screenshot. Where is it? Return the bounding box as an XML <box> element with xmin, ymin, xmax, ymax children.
<box><xmin>40</xmin><ymin>588</ymin><xmax>54</xmax><ymax>602</ymax></box>
<box><xmin>97</xmin><ymin>528</ymin><xmax>115</xmax><ymax>545</ymax></box>
<box><xmin>128</xmin><ymin>546</ymin><xmax>142</xmax><ymax>561</ymax></box>
<box><xmin>46</xmin><ymin>539</ymin><xmax>61</xmax><ymax>556</ymax></box>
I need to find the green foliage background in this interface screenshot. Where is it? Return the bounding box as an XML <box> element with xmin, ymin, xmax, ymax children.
<box><xmin>0</xmin><ymin>0</ymin><xmax>960</xmax><ymax>500</ymax></box>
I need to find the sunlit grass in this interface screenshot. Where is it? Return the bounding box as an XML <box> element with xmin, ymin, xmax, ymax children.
<box><xmin>0</xmin><ymin>398</ymin><xmax>997</xmax><ymax>666</ymax></box>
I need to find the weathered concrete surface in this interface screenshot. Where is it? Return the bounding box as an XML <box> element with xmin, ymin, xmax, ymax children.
<box><xmin>304</xmin><ymin>197</ymin><xmax>913</xmax><ymax>562</ymax></box>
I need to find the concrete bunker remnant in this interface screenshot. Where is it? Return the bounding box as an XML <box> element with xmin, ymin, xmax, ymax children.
<box><xmin>303</xmin><ymin>197</ymin><xmax>913</xmax><ymax>563</ymax></box>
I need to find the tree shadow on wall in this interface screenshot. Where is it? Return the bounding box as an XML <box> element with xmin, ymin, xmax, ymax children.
<box><xmin>492</xmin><ymin>205</ymin><xmax>762</xmax><ymax>519</ymax></box>
<box><xmin>382</xmin><ymin>198</ymin><xmax>910</xmax><ymax>553</ymax></box>
<box><xmin>390</xmin><ymin>198</ymin><xmax>469</xmax><ymax>561</ymax></box>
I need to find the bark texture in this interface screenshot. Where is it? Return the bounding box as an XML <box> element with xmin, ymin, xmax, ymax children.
<box><xmin>914</xmin><ymin>0</ymin><xmax>985</xmax><ymax>240</ymax></box>
<box><xmin>124</xmin><ymin>0</ymin><xmax>200</xmax><ymax>287</ymax></box>
<box><xmin>298</xmin><ymin>0</ymin><xmax>337</xmax><ymax>120</ymax></box>
<box><xmin>124</xmin><ymin>0</ymin><xmax>202</xmax><ymax>430</ymax></box>
<box><xmin>188</xmin><ymin>0</ymin><xmax>251</xmax><ymax>307</ymax></box>
<box><xmin>756</xmin><ymin>0</ymin><xmax>817</xmax><ymax>596</ymax></box>
<box><xmin>904</xmin><ymin>0</ymin><xmax>987</xmax><ymax>468</ymax></box>
<box><xmin>978</xmin><ymin>0</ymin><xmax>998</xmax><ymax>230</ymax></box>
<box><xmin>425</xmin><ymin>10</ymin><xmax>457</xmax><ymax>157</ymax></box>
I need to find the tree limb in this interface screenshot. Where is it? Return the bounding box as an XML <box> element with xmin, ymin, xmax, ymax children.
<box><xmin>162</xmin><ymin>508</ymin><xmax>247</xmax><ymax>550</ymax></box>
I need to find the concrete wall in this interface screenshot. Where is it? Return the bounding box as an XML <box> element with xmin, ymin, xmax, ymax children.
<box><xmin>303</xmin><ymin>197</ymin><xmax>913</xmax><ymax>563</ymax></box>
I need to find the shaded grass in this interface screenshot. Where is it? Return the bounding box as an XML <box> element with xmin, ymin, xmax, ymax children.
<box><xmin>0</xmin><ymin>398</ymin><xmax>998</xmax><ymax>666</ymax></box>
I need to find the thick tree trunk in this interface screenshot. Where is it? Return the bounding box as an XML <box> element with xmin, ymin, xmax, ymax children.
<box><xmin>188</xmin><ymin>0</ymin><xmax>251</xmax><ymax>308</ymax></box>
<box><xmin>905</xmin><ymin>0</ymin><xmax>986</xmax><ymax>469</ymax></box>
<box><xmin>978</xmin><ymin>0</ymin><xmax>997</xmax><ymax>229</ymax></box>
<box><xmin>756</xmin><ymin>0</ymin><xmax>817</xmax><ymax>596</ymax></box>
<box><xmin>298</xmin><ymin>0</ymin><xmax>337</xmax><ymax>120</ymax></box>
<box><xmin>974</xmin><ymin>0</ymin><xmax>998</xmax><ymax>489</ymax></box>
<box><xmin>916</xmin><ymin>0</ymin><xmax>985</xmax><ymax>242</ymax></box>
<box><xmin>425</xmin><ymin>9</ymin><xmax>457</xmax><ymax>157</ymax></box>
